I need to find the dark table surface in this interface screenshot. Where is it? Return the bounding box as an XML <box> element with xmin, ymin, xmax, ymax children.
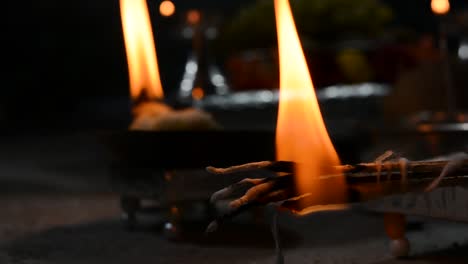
<box><xmin>0</xmin><ymin>132</ymin><xmax>467</xmax><ymax>263</ymax></box>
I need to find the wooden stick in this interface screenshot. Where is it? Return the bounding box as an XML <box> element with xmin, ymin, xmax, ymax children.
<box><xmin>207</xmin><ymin>159</ymin><xmax>468</xmax><ymax>182</ymax></box>
<box><xmin>206</xmin><ymin>156</ymin><xmax>468</xmax><ymax>230</ymax></box>
<box><xmin>206</xmin><ymin>161</ymin><xmax>293</xmax><ymax>174</ymax></box>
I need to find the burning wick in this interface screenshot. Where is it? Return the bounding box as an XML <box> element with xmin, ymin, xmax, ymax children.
<box><xmin>120</xmin><ymin>0</ymin><xmax>219</xmax><ymax>131</ymax></box>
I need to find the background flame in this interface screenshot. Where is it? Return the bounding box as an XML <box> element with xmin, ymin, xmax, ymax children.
<box><xmin>120</xmin><ymin>0</ymin><xmax>164</xmax><ymax>100</ymax></box>
<box><xmin>274</xmin><ymin>0</ymin><xmax>345</xmax><ymax>198</ymax></box>
<box><xmin>431</xmin><ymin>0</ymin><xmax>450</xmax><ymax>15</ymax></box>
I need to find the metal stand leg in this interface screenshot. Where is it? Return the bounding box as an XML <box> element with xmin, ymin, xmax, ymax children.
<box><xmin>384</xmin><ymin>212</ymin><xmax>410</xmax><ymax>257</ymax></box>
<box><xmin>163</xmin><ymin>205</ymin><xmax>182</xmax><ymax>240</ymax></box>
<box><xmin>120</xmin><ymin>195</ymin><xmax>141</xmax><ymax>231</ymax></box>
<box><xmin>161</xmin><ymin>170</ymin><xmax>182</xmax><ymax>240</ymax></box>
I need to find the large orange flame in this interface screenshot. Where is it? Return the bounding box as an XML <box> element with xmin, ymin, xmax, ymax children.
<box><xmin>431</xmin><ymin>0</ymin><xmax>450</xmax><ymax>15</ymax></box>
<box><xmin>274</xmin><ymin>0</ymin><xmax>345</xmax><ymax>200</ymax></box>
<box><xmin>120</xmin><ymin>0</ymin><xmax>164</xmax><ymax>100</ymax></box>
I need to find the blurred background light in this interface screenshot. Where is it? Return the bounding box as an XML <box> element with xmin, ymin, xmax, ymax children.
<box><xmin>459</xmin><ymin>41</ymin><xmax>468</xmax><ymax>60</ymax></box>
<box><xmin>159</xmin><ymin>0</ymin><xmax>175</xmax><ymax>17</ymax></box>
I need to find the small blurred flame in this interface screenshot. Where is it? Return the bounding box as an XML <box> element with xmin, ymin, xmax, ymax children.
<box><xmin>431</xmin><ymin>0</ymin><xmax>450</xmax><ymax>15</ymax></box>
<box><xmin>274</xmin><ymin>0</ymin><xmax>345</xmax><ymax>200</ymax></box>
<box><xmin>120</xmin><ymin>0</ymin><xmax>164</xmax><ymax>101</ymax></box>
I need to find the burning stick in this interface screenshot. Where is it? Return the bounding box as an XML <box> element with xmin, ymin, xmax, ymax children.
<box><xmin>206</xmin><ymin>152</ymin><xmax>468</xmax><ymax>232</ymax></box>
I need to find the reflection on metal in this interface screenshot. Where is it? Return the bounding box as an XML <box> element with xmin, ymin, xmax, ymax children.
<box><xmin>405</xmin><ymin>111</ymin><xmax>468</xmax><ymax>133</ymax></box>
<box><xmin>196</xmin><ymin>83</ymin><xmax>390</xmax><ymax>109</ymax></box>
<box><xmin>459</xmin><ymin>41</ymin><xmax>468</xmax><ymax>60</ymax></box>
<box><xmin>418</xmin><ymin>123</ymin><xmax>468</xmax><ymax>133</ymax></box>
<box><xmin>178</xmin><ymin>10</ymin><xmax>230</xmax><ymax>102</ymax></box>
<box><xmin>205</xmin><ymin>27</ymin><xmax>218</xmax><ymax>40</ymax></box>
<box><xmin>178</xmin><ymin>55</ymin><xmax>230</xmax><ymax>100</ymax></box>
<box><xmin>209</xmin><ymin>66</ymin><xmax>229</xmax><ymax>95</ymax></box>
<box><xmin>181</xmin><ymin>27</ymin><xmax>194</xmax><ymax>39</ymax></box>
<box><xmin>179</xmin><ymin>55</ymin><xmax>198</xmax><ymax>98</ymax></box>
<box><xmin>321</xmin><ymin>83</ymin><xmax>389</xmax><ymax>99</ymax></box>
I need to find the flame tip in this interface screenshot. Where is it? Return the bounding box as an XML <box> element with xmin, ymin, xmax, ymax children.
<box><xmin>120</xmin><ymin>0</ymin><xmax>164</xmax><ymax>102</ymax></box>
<box><xmin>274</xmin><ymin>0</ymin><xmax>344</xmax><ymax>197</ymax></box>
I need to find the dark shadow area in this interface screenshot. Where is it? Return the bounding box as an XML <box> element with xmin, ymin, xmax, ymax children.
<box><xmin>1</xmin><ymin>193</ymin><xmax>467</xmax><ymax>263</ymax></box>
<box><xmin>147</xmin><ymin>220</ymin><xmax>302</xmax><ymax>249</ymax></box>
<box><xmin>276</xmin><ymin>210</ymin><xmax>386</xmax><ymax>247</ymax></box>
<box><xmin>0</xmin><ymin>219</ymin><xmax>294</xmax><ymax>263</ymax></box>
<box><xmin>376</xmin><ymin>244</ymin><xmax>468</xmax><ymax>264</ymax></box>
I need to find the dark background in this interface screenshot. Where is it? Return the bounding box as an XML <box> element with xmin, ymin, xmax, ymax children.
<box><xmin>3</xmin><ymin>0</ymin><xmax>468</xmax><ymax>130</ymax></box>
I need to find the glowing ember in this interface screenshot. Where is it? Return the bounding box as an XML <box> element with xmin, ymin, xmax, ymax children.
<box><xmin>431</xmin><ymin>0</ymin><xmax>450</xmax><ymax>15</ymax></box>
<box><xmin>120</xmin><ymin>0</ymin><xmax>164</xmax><ymax>100</ymax></box>
<box><xmin>274</xmin><ymin>0</ymin><xmax>346</xmax><ymax>200</ymax></box>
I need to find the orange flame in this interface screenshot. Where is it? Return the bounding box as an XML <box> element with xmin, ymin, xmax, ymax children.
<box><xmin>431</xmin><ymin>0</ymin><xmax>450</xmax><ymax>15</ymax></box>
<box><xmin>120</xmin><ymin>0</ymin><xmax>164</xmax><ymax>100</ymax></box>
<box><xmin>274</xmin><ymin>0</ymin><xmax>345</xmax><ymax>200</ymax></box>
